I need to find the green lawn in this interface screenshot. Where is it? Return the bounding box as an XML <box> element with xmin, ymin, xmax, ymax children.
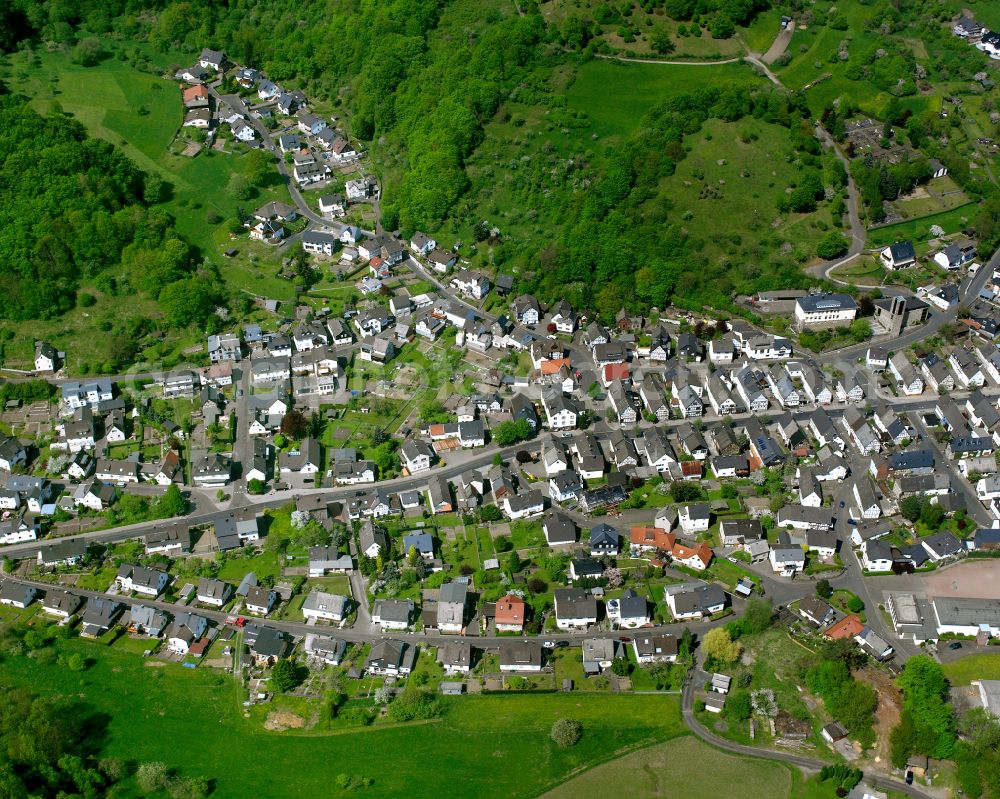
<box><xmin>540</xmin><ymin>735</ymin><xmax>792</xmax><ymax>799</ymax></box>
<box><xmin>867</xmin><ymin>204</ymin><xmax>979</xmax><ymax>248</ymax></box>
<box><xmin>565</xmin><ymin>60</ymin><xmax>764</xmax><ymax>144</ymax></box>
<box><xmin>942</xmin><ymin>652</ymin><xmax>1000</xmax><ymax>686</ymax></box>
<box><xmin>0</xmin><ymin>637</ymin><xmax>685</xmax><ymax>798</ymax></box>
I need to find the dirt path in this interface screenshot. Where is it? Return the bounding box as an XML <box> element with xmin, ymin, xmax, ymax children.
<box><xmin>761</xmin><ymin>21</ymin><xmax>795</xmax><ymax>64</ymax></box>
<box><xmin>594</xmin><ymin>53</ymin><xmax>742</xmax><ymax>66</ymax></box>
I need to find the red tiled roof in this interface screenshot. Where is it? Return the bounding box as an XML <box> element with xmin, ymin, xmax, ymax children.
<box><xmin>495</xmin><ymin>594</ymin><xmax>525</xmax><ymax>626</ymax></box>
<box><xmin>671</xmin><ymin>541</ymin><xmax>713</xmax><ymax>568</ymax></box>
<box><xmin>603</xmin><ymin>363</ymin><xmax>630</xmax><ymax>382</ymax></box>
<box><xmin>824</xmin><ymin>614</ymin><xmax>864</xmax><ymax>640</ymax></box>
<box><xmin>541</xmin><ymin>358</ymin><xmax>571</xmax><ymax>375</ymax></box>
<box><xmin>630</xmin><ymin>526</ymin><xmax>676</xmax><ymax>550</ymax></box>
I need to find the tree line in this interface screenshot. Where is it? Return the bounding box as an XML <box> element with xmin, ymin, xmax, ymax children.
<box><xmin>0</xmin><ymin>84</ymin><xmax>221</xmax><ymax>328</ymax></box>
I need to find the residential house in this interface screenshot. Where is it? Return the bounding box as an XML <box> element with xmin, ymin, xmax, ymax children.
<box><xmin>880</xmin><ymin>241</ymin><xmax>917</xmax><ymax>270</ymax></box>
<box><xmin>554</xmin><ymin>588</ymin><xmax>599</xmax><ymax>630</ymax></box>
<box><xmin>495</xmin><ymin>594</ymin><xmax>527</xmax><ymax>632</ymax></box>
<box><xmin>437</xmin><ymin>581</ymin><xmax>468</xmax><ymax>633</ymax></box>
<box><xmin>543</xmin><ymin>511</ymin><xmax>577</xmax><ymax>546</ymax></box>
<box><xmin>499</xmin><ymin>640</ymin><xmax>544</xmax><ymax>672</ymax></box>
<box><xmin>671</xmin><ymin>541</ymin><xmax>713</xmax><ymax>571</ymax></box>
<box><xmin>633</xmin><ymin>634</ymin><xmax>678</xmax><ymax>664</ymax></box>
<box><xmin>664</xmin><ymin>582</ymin><xmax>727</xmax><ymax>620</ymax></box>
<box><xmin>366</xmin><ymin>639</ymin><xmax>417</xmax><ymax>677</ymax></box>
<box><xmin>589</xmin><ymin>523</ymin><xmax>620</xmax><ymax>556</ymax></box>
<box><xmin>359</xmin><ymin>520</ymin><xmax>389</xmax><ymax>558</ymax></box>
<box><xmin>115</xmin><ymin>564</ymin><xmax>169</xmax><ymax>597</ymax></box>
<box><xmin>196</xmin><ymin>578</ymin><xmax>232</xmax><ymax>607</ymax></box>
<box><xmin>372</xmin><ymin>599</ymin><xmax>414</xmax><ymax>630</ymax></box>
<box><xmin>0</xmin><ymin>582</ymin><xmax>37</xmax><ymax>609</ymax></box>
<box><xmin>678</xmin><ymin>503</ymin><xmax>710</xmax><ymax>535</ymax></box>
<box><xmin>769</xmin><ymin>547</ymin><xmax>806</xmax><ymax>575</ymax></box>
<box><xmin>245</xmin><ymin>585</ymin><xmax>277</xmax><ymax>616</ymax></box>
<box><xmin>80</xmin><ymin>598</ymin><xmax>123</xmax><ymax>637</ymax></box>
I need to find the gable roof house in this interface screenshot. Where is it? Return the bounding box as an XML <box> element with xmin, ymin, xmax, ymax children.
<box><xmin>38</xmin><ymin>588</ymin><xmax>80</xmax><ymax>619</ymax></box>
<box><xmin>554</xmin><ymin>588</ymin><xmax>599</xmax><ymax>630</ymax></box>
<box><xmin>888</xmin><ymin>353</ymin><xmax>924</xmax><ymax>396</ymax></box>
<box><xmin>642</xmin><ymin>427</ymin><xmax>677</xmax><ymax>472</ymax></box>
<box><xmin>589</xmin><ymin>523</ymin><xmax>620</xmax><ymax>556</ymax></box>
<box><xmin>543</xmin><ymin>510</ymin><xmax>577</xmax><ymax>546</ymax></box>
<box><xmin>80</xmin><ymin>598</ymin><xmax>123</xmax><ymax>638</ymax></box>
<box><xmin>880</xmin><ymin>241</ymin><xmax>917</xmax><ymax>270</ymax></box>
<box><xmin>499</xmin><ymin>640</ymin><xmax>544</xmax><ymax>672</ymax></box>
<box><xmin>706</xmin><ymin>375</ymin><xmax>740</xmax><ymax>416</ymax></box>
<box><xmin>633</xmin><ymin>634</ymin><xmax>678</xmax><ymax>664</ymax></box>
<box><xmin>115</xmin><ymin>564</ymin><xmax>169</xmax><ymax>598</ymax></box>
<box><xmin>769</xmin><ymin>546</ymin><xmax>806</xmax><ymax>575</ymax></box>
<box><xmin>436</xmin><ymin>581</ymin><xmax>469</xmax><ymax>633</ymax></box>
<box><xmin>607</xmin><ymin>380</ymin><xmax>637</xmax><ymax>425</ymax></box>
<box><xmin>664</xmin><ymin>582</ymin><xmax>727</xmax><ymax>620</ymax></box>
<box><xmin>0</xmin><ymin>581</ymin><xmax>38</xmax><ymax>609</ymax></box>
<box><xmin>640</xmin><ymin>373</ymin><xmax>670</xmax><ymax>421</ymax></box>
<box><xmin>671</xmin><ymin>540</ymin><xmax>714</xmax><ymax>571</ymax></box>
<box><xmin>495</xmin><ymin>594</ymin><xmax>527</xmax><ymax>632</ymax></box>
<box><xmin>799</xmin><ymin>595</ymin><xmax>836</xmax><ymax>627</ymax></box>
<box><xmin>372</xmin><ymin>599</ymin><xmax>414</xmax><ymax>630</ymax></box>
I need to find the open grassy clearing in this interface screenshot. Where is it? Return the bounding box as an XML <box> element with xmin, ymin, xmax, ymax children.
<box><xmin>867</xmin><ymin>204</ymin><xmax>977</xmax><ymax>248</ymax></box>
<box><xmin>565</xmin><ymin>59</ymin><xmax>762</xmax><ymax>141</ymax></box>
<box><xmin>2</xmin><ymin>48</ymin><xmax>296</xmax><ymax>276</ymax></box>
<box><xmin>540</xmin><ymin>735</ymin><xmax>791</xmax><ymax>799</ymax></box>
<box><xmin>669</xmin><ymin>116</ymin><xmax>836</xmax><ymax>262</ymax></box>
<box><xmin>829</xmin><ymin>256</ymin><xmax>886</xmax><ymax>286</ymax></box>
<box><xmin>942</xmin><ymin>652</ymin><xmax>1000</xmax><ymax>686</ymax></box>
<box><xmin>0</xmin><ymin>635</ymin><xmax>685</xmax><ymax>798</ymax></box>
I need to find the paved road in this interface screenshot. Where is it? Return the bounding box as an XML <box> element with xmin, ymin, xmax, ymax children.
<box><xmin>5</xmin><ymin>571</ymin><xmax>733</xmax><ymax>648</ymax></box>
<box><xmin>0</xmin><ymin>441</ymin><xmax>570</xmax><ymax>560</ymax></box>
<box><xmin>813</xmin><ymin>251</ymin><xmax>995</xmax><ymax>365</ymax></box>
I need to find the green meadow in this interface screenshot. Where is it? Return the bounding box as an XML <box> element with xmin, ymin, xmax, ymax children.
<box><xmin>1</xmin><ymin>635</ymin><xmax>686</xmax><ymax>797</ymax></box>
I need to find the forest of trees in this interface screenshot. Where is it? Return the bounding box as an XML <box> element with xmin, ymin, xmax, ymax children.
<box><xmin>0</xmin><ymin>83</ymin><xmax>220</xmax><ymax>324</ymax></box>
<box><xmin>2</xmin><ymin>0</ymin><xmax>998</xmax><ymax>324</ymax></box>
<box><xmin>523</xmin><ymin>84</ymin><xmax>833</xmax><ymax>315</ymax></box>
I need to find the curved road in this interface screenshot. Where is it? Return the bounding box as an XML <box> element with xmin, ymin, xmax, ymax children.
<box><xmin>681</xmin><ymin>677</ymin><xmax>933</xmax><ymax>798</ymax></box>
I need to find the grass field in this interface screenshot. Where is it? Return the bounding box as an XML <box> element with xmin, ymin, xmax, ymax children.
<box><xmin>0</xmin><ymin>636</ymin><xmax>685</xmax><ymax>797</ymax></box>
<box><xmin>565</xmin><ymin>60</ymin><xmax>763</xmax><ymax>143</ymax></box>
<box><xmin>867</xmin><ymin>204</ymin><xmax>977</xmax><ymax>248</ymax></box>
<box><xmin>540</xmin><ymin>735</ymin><xmax>792</xmax><ymax>799</ymax></box>
<box><xmin>942</xmin><ymin>652</ymin><xmax>1000</xmax><ymax>686</ymax></box>
<box><xmin>829</xmin><ymin>256</ymin><xmax>886</xmax><ymax>286</ymax></box>
<box><xmin>668</xmin><ymin>116</ymin><xmax>835</xmax><ymax>263</ymax></box>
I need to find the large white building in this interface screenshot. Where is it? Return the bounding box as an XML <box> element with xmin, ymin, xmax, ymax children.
<box><xmin>794</xmin><ymin>293</ymin><xmax>858</xmax><ymax>330</ymax></box>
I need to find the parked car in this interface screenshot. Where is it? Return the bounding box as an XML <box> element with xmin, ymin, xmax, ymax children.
<box><xmin>949</xmin><ymin>641</ymin><xmax>962</xmax><ymax>650</ymax></box>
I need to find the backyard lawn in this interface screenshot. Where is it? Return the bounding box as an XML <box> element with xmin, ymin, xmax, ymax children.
<box><xmin>0</xmin><ymin>637</ymin><xmax>685</xmax><ymax>798</ymax></box>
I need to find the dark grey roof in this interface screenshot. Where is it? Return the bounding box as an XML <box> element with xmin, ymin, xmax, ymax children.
<box><xmin>888</xmin><ymin>241</ymin><xmax>916</xmax><ymax>261</ymax></box>
<box><xmin>797</xmin><ymin>293</ymin><xmax>858</xmax><ymax>313</ymax></box>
